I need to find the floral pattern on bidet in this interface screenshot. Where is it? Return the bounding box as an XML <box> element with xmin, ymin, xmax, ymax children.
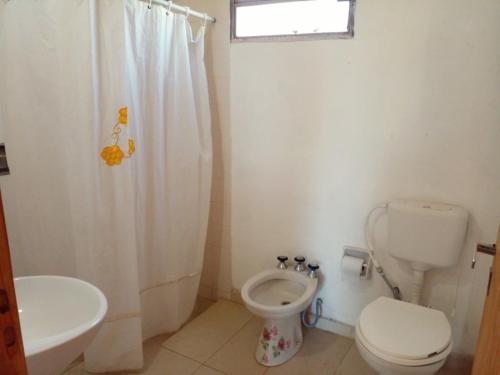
<box><xmin>259</xmin><ymin>325</ymin><xmax>297</xmax><ymax>364</ymax></box>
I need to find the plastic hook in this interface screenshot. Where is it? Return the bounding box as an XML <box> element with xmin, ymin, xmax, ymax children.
<box><xmin>165</xmin><ymin>0</ymin><xmax>173</xmax><ymax>15</ymax></box>
<box><xmin>147</xmin><ymin>0</ymin><xmax>153</xmax><ymax>10</ymax></box>
<box><xmin>202</xmin><ymin>13</ymin><xmax>208</xmax><ymax>28</ymax></box>
<box><xmin>184</xmin><ymin>6</ymin><xmax>190</xmax><ymax>20</ymax></box>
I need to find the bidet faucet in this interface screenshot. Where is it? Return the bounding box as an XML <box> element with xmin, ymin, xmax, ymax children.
<box><xmin>307</xmin><ymin>263</ymin><xmax>320</xmax><ymax>278</ymax></box>
<box><xmin>277</xmin><ymin>256</ymin><xmax>288</xmax><ymax>270</ymax></box>
<box><xmin>294</xmin><ymin>256</ymin><xmax>306</xmax><ymax>272</ymax></box>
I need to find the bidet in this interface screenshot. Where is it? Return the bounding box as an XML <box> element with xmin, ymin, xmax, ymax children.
<box><xmin>241</xmin><ymin>264</ymin><xmax>318</xmax><ymax>366</ymax></box>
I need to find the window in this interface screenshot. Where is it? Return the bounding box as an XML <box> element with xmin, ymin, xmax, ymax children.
<box><xmin>231</xmin><ymin>0</ymin><xmax>355</xmax><ymax>42</ymax></box>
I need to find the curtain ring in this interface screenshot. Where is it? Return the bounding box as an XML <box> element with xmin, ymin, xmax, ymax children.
<box><xmin>147</xmin><ymin>0</ymin><xmax>153</xmax><ymax>10</ymax></box>
<box><xmin>202</xmin><ymin>13</ymin><xmax>208</xmax><ymax>28</ymax></box>
<box><xmin>165</xmin><ymin>0</ymin><xmax>173</xmax><ymax>15</ymax></box>
<box><xmin>184</xmin><ymin>6</ymin><xmax>190</xmax><ymax>20</ymax></box>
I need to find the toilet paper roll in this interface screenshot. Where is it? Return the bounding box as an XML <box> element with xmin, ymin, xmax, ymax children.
<box><xmin>341</xmin><ymin>255</ymin><xmax>365</xmax><ymax>280</ymax></box>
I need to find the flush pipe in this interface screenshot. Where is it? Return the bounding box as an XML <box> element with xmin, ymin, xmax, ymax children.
<box><xmin>411</xmin><ymin>269</ymin><xmax>425</xmax><ymax>305</ymax></box>
<box><xmin>365</xmin><ymin>203</ymin><xmax>403</xmax><ymax>301</ymax></box>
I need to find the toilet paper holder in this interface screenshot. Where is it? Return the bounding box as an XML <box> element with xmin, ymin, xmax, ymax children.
<box><xmin>342</xmin><ymin>246</ymin><xmax>372</xmax><ymax>279</ymax></box>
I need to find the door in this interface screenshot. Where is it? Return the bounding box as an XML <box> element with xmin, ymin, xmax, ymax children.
<box><xmin>472</xmin><ymin>226</ymin><xmax>500</xmax><ymax>375</ymax></box>
<box><xmin>0</xmin><ymin>190</ymin><xmax>27</xmax><ymax>374</ymax></box>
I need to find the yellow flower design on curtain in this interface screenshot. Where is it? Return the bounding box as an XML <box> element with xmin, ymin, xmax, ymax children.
<box><xmin>118</xmin><ymin>107</ymin><xmax>128</xmax><ymax>125</ymax></box>
<box><xmin>101</xmin><ymin>106</ymin><xmax>136</xmax><ymax>166</ymax></box>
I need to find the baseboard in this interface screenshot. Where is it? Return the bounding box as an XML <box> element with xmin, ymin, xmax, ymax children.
<box><xmin>230</xmin><ymin>288</ymin><xmax>244</xmax><ymax>304</ymax></box>
<box><xmin>198</xmin><ymin>284</ymin><xmax>216</xmax><ymax>300</ymax></box>
<box><xmin>198</xmin><ymin>283</ymin><xmax>231</xmax><ymax>301</ymax></box>
<box><xmin>315</xmin><ymin>315</ymin><xmax>355</xmax><ymax>338</ymax></box>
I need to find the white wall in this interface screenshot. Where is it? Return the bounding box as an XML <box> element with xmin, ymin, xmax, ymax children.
<box><xmin>0</xmin><ymin>115</ymin><xmax>4</xmax><ymax>143</ymax></box>
<box><xmin>226</xmin><ymin>0</ymin><xmax>500</xmax><ymax>354</ymax></box>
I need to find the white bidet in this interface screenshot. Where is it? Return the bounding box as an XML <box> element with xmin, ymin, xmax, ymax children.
<box><xmin>241</xmin><ymin>268</ymin><xmax>318</xmax><ymax>366</ymax></box>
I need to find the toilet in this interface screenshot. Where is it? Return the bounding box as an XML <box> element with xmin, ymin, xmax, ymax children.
<box><xmin>356</xmin><ymin>297</ymin><xmax>452</xmax><ymax>375</ymax></box>
<box><xmin>355</xmin><ymin>200</ymin><xmax>468</xmax><ymax>375</ymax></box>
<box><xmin>241</xmin><ymin>263</ymin><xmax>318</xmax><ymax>366</ymax></box>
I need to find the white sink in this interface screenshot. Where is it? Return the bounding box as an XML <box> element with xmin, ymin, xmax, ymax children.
<box><xmin>14</xmin><ymin>276</ymin><xmax>108</xmax><ymax>375</ymax></box>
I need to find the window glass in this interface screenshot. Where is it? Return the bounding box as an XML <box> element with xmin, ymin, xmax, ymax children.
<box><xmin>233</xmin><ymin>0</ymin><xmax>353</xmax><ymax>39</ymax></box>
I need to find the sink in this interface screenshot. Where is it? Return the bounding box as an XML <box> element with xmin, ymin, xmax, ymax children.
<box><xmin>14</xmin><ymin>276</ymin><xmax>108</xmax><ymax>375</ymax></box>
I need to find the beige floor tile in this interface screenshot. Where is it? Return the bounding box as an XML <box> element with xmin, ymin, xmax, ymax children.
<box><xmin>334</xmin><ymin>344</ymin><xmax>375</xmax><ymax>375</ymax></box>
<box><xmin>144</xmin><ymin>332</ymin><xmax>174</xmax><ymax>349</ymax></box>
<box><xmin>206</xmin><ymin>317</ymin><xmax>267</xmax><ymax>375</ymax></box>
<box><xmin>63</xmin><ymin>333</ymin><xmax>174</xmax><ymax>374</ymax></box>
<box><xmin>139</xmin><ymin>347</ymin><xmax>200</xmax><ymax>375</ymax></box>
<box><xmin>63</xmin><ymin>362</ymin><xmax>128</xmax><ymax>375</ymax></box>
<box><xmin>162</xmin><ymin>300</ymin><xmax>252</xmax><ymax>362</ymax></box>
<box><xmin>265</xmin><ymin>329</ymin><xmax>353</xmax><ymax>375</ymax></box>
<box><xmin>62</xmin><ymin>362</ymin><xmax>90</xmax><ymax>375</ymax></box>
<box><xmin>63</xmin><ymin>340</ymin><xmax>197</xmax><ymax>375</ymax></box>
<box><xmin>193</xmin><ymin>366</ymin><xmax>226</xmax><ymax>375</ymax></box>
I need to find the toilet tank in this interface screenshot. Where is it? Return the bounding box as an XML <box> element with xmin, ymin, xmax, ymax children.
<box><xmin>387</xmin><ymin>200</ymin><xmax>468</xmax><ymax>270</ymax></box>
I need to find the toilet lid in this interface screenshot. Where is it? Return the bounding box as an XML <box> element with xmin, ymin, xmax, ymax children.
<box><xmin>359</xmin><ymin>297</ymin><xmax>451</xmax><ymax>361</ymax></box>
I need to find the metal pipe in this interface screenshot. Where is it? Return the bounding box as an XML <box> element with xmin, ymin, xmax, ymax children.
<box><xmin>142</xmin><ymin>0</ymin><xmax>216</xmax><ymax>23</ymax></box>
<box><xmin>301</xmin><ymin>298</ymin><xmax>323</xmax><ymax>328</ymax></box>
<box><xmin>365</xmin><ymin>203</ymin><xmax>403</xmax><ymax>301</ymax></box>
<box><xmin>377</xmin><ymin>267</ymin><xmax>402</xmax><ymax>301</ymax></box>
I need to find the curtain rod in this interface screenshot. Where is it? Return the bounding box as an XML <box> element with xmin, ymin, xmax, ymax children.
<box><xmin>142</xmin><ymin>0</ymin><xmax>216</xmax><ymax>23</ymax></box>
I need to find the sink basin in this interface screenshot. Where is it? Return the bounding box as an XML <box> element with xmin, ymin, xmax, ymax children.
<box><xmin>14</xmin><ymin>276</ymin><xmax>108</xmax><ymax>375</ymax></box>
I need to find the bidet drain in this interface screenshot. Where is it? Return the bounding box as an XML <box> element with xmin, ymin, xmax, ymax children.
<box><xmin>281</xmin><ymin>301</ymin><xmax>291</xmax><ymax>305</ymax></box>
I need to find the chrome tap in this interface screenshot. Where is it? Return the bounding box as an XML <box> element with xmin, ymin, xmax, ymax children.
<box><xmin>277</xmin><ymin>256</ymin><xmax>288</xmax><ymax>270</ymax></box>
<box><xmin>307</xmin><ymin>263</ymin><xmax>320</xmax><ymax>278</ymax></box>
<box><xmin>294</xmin><ymin>256</ymin><xmax>306</xmax><ymax>272</ymax></box>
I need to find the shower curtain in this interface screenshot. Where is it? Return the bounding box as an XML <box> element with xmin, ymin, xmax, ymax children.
<box><xmin>0</xmin><ymin>0</ymin><xmax>212</xmax><ymax>372</ymax></box>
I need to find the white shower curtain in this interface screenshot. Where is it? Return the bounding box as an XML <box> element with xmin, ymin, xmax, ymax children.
<box><xmin>0</xmin><ymin>0</ymin><xmax>212</xmax><ymax>372</ymax></box>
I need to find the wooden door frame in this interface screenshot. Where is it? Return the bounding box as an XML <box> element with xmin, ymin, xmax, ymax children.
<box><xmin>0</xmin><ymin>190</ymin><xmax>27</xmax><ymax>374</ymax></box>
<box><xmin>472</xmin><ymin>226</ymin><xmax>500</xmax><ymax>375</ymax></box>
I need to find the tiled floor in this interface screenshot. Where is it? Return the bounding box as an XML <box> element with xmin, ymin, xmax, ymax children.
<box><xmin>64</xmin><ymin>299</ymin><xmax>471</xmax><ymax>375</ymax></box>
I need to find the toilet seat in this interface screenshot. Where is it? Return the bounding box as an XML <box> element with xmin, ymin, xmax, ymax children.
<box><xmin>356</xmin><ymin>297</ymin><xmax>452</xmax><ymax>366</ymax></box>
<box><xmin>241</xmin><ymin>268</ymin><xmax>317</xmax><ymax>319</ymax></box>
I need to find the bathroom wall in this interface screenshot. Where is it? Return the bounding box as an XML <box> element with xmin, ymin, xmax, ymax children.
<box><xmin>0</xmin><ymin>118</ymin><xmax>4</xmax><ymax>142</ymax></box>
<box><xmin>189</xmin><ymin>0</ymin><xmax>500</xmax><ymax>354</ymax></box>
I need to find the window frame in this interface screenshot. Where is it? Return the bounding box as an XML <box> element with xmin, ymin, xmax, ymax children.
<box><xmin>230</xmin><ymin>0</ymin><xmax>356</xmax><ymax>43</ymax></box>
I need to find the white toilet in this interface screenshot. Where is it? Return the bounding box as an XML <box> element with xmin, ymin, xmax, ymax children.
<box><xmin>241</xmin><ymin>261</ymin><xmax>319</xmax><ymax>366</ymax></box>
<box><xmin>355</xmin><ymin>200</ymin><xmax>468</xmax><ymax>375</ymax></box>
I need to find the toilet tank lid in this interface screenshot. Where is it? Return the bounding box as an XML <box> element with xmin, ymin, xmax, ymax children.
<box><xmin>359</xmin><ymin>297</ymin><xmax>451</xmax><ymax>360</ymax></box>
<box><xmin>389</xmin><ymin>200</ymin><xmax>468</xmax><ymax>218</ymax></box>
